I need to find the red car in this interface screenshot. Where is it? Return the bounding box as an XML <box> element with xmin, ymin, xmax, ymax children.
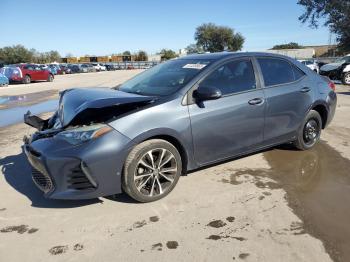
<box><xmin>8</xmin><ymin>64</ymin><xmax>54</xmax><ymax>84</ymax></box>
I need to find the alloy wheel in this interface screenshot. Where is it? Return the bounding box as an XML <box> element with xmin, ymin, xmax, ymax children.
<box><xmin>345</xmin><ymin>73</ymin><xmax>350</xmax><ymax>85</ymax></box>
<box><xmin>134</xmin><ymin>148</ymin><xmax>178</xmax><ymax>197</ymax></box>
<box><xmin>303</xmin><ymin>119</ymin><xmax>320</xmax><ymax>146</ymax></box>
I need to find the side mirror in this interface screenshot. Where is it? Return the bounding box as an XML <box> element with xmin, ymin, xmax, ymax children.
<box><xmin>193</xmin><ymin>85</ymin><xmax>222</xmax><ymax>101</ymax></box>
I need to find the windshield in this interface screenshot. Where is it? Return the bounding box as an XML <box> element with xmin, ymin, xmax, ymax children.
<box><xmin>119</xmin><ymin>59</ymin><xmax>212</xmax><ymax>96</ymax></box>
<box><xmin>335</xmin><ymin>56</ymin><xmax>350</xmax><ymax>64</ymax></box>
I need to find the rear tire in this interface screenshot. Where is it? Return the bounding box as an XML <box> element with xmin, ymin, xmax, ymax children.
<box><xmin>47</xmin><ymin>74</ymin><xmax>54</xmax><ymax>82</ymax></box>
<box><xmin>122</xmin><ymin>139</ymin><xmax>182</xmax><ymax>202</ymax></box>
<box><xmin>23</xmin><ymin>75</ymin><xmax>31</xmax><ymax>84</ymax></box>
<box><xmin>293</xmin><ymin>110</ymin><xmax>322</xmax><ymax>150</ymax></box>
<box><xmin>342</xmin><ymin>72</ymin><xmax>350</xmax><ymax>85</ymax></box>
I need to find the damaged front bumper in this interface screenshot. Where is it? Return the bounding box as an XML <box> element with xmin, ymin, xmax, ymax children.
<box><xmin>23</xmin><ymin>116</ymin><xmax>133</xmax><ymax>200</ymax></box>
<box><xmin>319</xmin><ymin>69</ymin><xmax>342</xmax><ymax>81</ymax></box>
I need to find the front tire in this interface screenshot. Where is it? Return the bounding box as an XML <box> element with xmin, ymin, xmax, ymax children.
<box><xmin>293</xmin><ymin>110</ymin><xmax>322</xmax><ymax>150</ymax></box>
<box><xmin>122</xmin><ymin>139</ymin><xmax>182</xmax><ymax>202</ymax></box>
<box><xmin>342</xmin><ymin>72</ymin><xmax>350</xmax><ymax>85</ymax></box>
<box><xmin>23</xmin><ymin>75</ymin><xmax>31</xmax><ymax>84</ymax></box>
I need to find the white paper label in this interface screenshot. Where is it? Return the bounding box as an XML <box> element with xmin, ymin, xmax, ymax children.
<box><xmin>182</xmin><ymin>64</ymin><xmax>207</xmax><ymax>70</ymax></box>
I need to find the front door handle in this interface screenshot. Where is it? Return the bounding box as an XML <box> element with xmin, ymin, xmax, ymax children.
<box><xmin>248</xmin><ymin>98</ymin><xmax>264</xmax><ymax>105</ymax></box>
<box><xmin>300</xmin><ymin>87</ymin><xmax>311</xmax><ymax>93</ymax></box>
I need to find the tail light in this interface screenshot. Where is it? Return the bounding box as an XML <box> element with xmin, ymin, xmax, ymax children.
<box><xmin>322</xmin><ymin>76</ymin><xmax>336</xmax><ymax>91</ymax></box>
<box><xmin>328</xmin><ymin>81</ymin><xmax>336</xmax><ymax>91</ymax></box>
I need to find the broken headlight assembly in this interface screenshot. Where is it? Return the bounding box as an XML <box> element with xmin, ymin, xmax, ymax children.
<box><xmin>55</xmin><ymin>124</ymin><xmax>113</xmax><ymax>145</ymax></box>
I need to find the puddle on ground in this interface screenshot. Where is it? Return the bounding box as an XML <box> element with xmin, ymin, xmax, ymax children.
<box><xmin>0</xmin><ymin>99</ymin><xmax>57</xmax><ymax>128</ymax></box>
<box><xmin>0</xmin><ymin>90</ymin><xmax>57</xmax><ymax>109</ymax></box>
<box><xmin>225</xmin><ymin>142</ymin><xmax>350</xmax><ymax>262</ymax></box>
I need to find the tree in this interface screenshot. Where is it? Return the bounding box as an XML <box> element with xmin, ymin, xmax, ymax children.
<box><xmin>159</xmin><ymin>49</ymin><xmax>178</xmax><ymax>60</ymax></box>
<box><xmin>0</xmin><ymin>45</ymin><xmax>34</xmax><ymax>64</ymax></box>
<box><xmin>185</xmin><ymin>44</ymin><xmax>204</xmax><ymax>54</ymax></box>
<box><xmin>48</xmin><ymin>50</ymin><xmax>61</xmax><ymax>62</ymax></box>
<box><xmin>122</xmin><ymin>51</ymin><xmax>131</xmax><ymax>56</ymax></box>
<box><xmin>134</xmin><ymin>50</ymin><xmax>148</xmax><ymax>61</ymax></box>
<box><xmin>194</xmin><ymin>23</ymin><xmax>244</xmax><ymax>52</ymax></box>
<box><xmin>271</xmin><ymin>42</ymin><xmax>304</xmax><ymax>50</ymax></box>
<box><xmin>298</xmin><ymin>0</ymin><xmax>350</xmax><ymax>52</ymax></box>
<box><xmin>0</xmin><ymin>45</ymin><xmax>62</xmax><ymax>64</ymax></box>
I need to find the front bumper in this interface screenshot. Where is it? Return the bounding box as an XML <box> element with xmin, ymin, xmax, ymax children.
<box><xmin>319</xmin><ymin>69</ymin><xmax>341</xmax><ymax>81</ymax></box>
<box><xmin>24</xmin><ymin>128</ymin><xmax>133</xmax><ymax>200</ymax></box>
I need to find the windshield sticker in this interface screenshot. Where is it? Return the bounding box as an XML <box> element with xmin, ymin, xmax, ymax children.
<box><xmin>183</xmin><ymin>64</ymin><xmax>207</xmax><ymax>70</ymax></box>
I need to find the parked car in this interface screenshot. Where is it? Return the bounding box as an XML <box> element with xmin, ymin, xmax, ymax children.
<box><xmin>81</xmin><ymin>64</ymin><xmax>95</xmax><ymax>73</ymax></box>
<box><xmin>299</xmin><ymin>59</ymin><xmax>319</xmax><ymax>73</ymax></box>
<box><xmin>5</xmin><ymin>64</ymin><xmax>54</xmax><ymax>84</ymax></box>
<box><xmin>39</xmin><ymin>64</ymin><xmax>57</xmax><ymax>75</ymax></box>
<box><xmin>59</xmin><ymin>64</ymin><xmax>72</xmax><ymax>74</ymax></box>
<box><xmin>68</xmin><ymin>64</ymin><xmax>84</xmax><ymax>74</ymax></box>
<box><xmin>23</xmin><ymin>52</ymin><xmax>336</xmax><ymax>202</ymax></box>
<box><xmin>92</xmin><ymin>63</ymin><xmax>106</xmax><ymax>71</ymax></box>
<box><xmin>0</xmin><ymin>72</ymin><xmax>9</xmax><ymax>87</ymax></box>
<box><xmin>48</xmin><ymin>64</ymin><xmax>61</xmax><ymax>75</ymax></box>
<box><xmin>105</xmin><ymin>63</ymin><xmax>119</xmax><ymax>71</ymax></box>
<box><xmin>49</xmin><ymin>64</ymin><xmax>63</xmax><ymax>75</ymax></box>
<box><xmin>320</xmin><ymin>54</ymin><xmax>350</xmax><ymax>85</ymax></box>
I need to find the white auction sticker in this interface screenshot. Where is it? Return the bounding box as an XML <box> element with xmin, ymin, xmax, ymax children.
<box><xmin>182</xmin><ymin>64</ymin><xmax>207</xmax><ymax>70</ymax></box>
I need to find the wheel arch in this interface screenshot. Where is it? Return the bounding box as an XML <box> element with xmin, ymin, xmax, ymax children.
<box><xmin>310</xmin><ymin>102</ymin><xmax>328</xmax><ymax>129</ymax></box>
<box><xmin>142</xmin><ymin>135</ymin><xmax>189</xmax><ymax>174</ymax></box>
<box><xmin>128</xmin><ymin>129</ymin><xmax>195</xmax><ymax>174</ymax></box>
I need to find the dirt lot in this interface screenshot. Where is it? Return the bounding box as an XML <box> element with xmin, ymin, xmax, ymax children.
<box><xmin>0</xmin><ymin>71</ymin><xmax>350</xmax><ymax>262</ymax></box>
<box><xmin>0</xmin><ymin>70</ymin><xmax>144</xmax><ymax>97</ymax></box>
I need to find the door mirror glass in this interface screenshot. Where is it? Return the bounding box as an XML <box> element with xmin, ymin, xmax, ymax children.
<box><xmin>193</xmin><ymin>85</ymin><xmax>222</xmax><ymax>101</ymax></box>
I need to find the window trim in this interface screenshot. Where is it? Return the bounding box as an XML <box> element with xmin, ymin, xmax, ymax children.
<box><xmin>186</xmin><ymin>57</ymin><xmax>261</xmax><ymax>104</ymax></box>
<box><xmin>256</xmin><ymin>56</ymin><xmax>306</xmax><ymax>89</ymax></box>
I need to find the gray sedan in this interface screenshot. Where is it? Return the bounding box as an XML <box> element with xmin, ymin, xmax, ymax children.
<box><xmin>23</xmin><ymin>52</ymin><xmax>337</xmax><ymax>202</ymax></box>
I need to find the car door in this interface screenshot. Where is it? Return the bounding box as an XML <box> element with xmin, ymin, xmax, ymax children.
<box><xmin>35</xmin><ymin>65</ymin><xmax>47</xmax><ymax>80</ymax></box>
<box><xmin>24</xmin><ymin>64</ymin><xmax>39</xmax><ymax>81</ymax></box>
<box><xmin>188</xmin><ymin>58</ymin><xmax>265</xmax><ymax>165</ymax></box>
<box><xmin>256</xmin><ymin>57</ymin><xmax>313</xmax><ymax>145</ymax></box>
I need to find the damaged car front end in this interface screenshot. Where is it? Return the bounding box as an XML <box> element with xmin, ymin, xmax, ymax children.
<box><xmin>23</xmin><ymin>88</ymin><xmax>154</xmax><ymax>199</ymax></box>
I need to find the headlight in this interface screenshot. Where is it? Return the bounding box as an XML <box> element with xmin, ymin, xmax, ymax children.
<box><xmin>55</xmin><ymin>124</ymin><xmax>113</xmax><ymax>145</ymax></box>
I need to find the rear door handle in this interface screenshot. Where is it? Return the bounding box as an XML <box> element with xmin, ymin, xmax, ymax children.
<box><xmin>300</xmin><ymin>87</ymin><xmax>311</xmax><ymax>93</ymax></box>
<box><xmin>248</xmin><ymin>98</ymin><xmax>264</xmax><ymax>105</ymax></box>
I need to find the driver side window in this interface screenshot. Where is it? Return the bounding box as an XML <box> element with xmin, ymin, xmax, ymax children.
<box><xmin>200</xmin><ymin>59</ymin><xmax>256</xmax><ymax>96</ymax></box>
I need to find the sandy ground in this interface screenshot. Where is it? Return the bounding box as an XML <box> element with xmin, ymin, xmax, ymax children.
<box><xmin>0</xmin><ymin>70</ymin><xmax>144</xmax><ymax>97</ymax></box>
<box><xmin>0</xmin><ymin>72</ymin><xmax>350</xmax><ymax>262</ymax></box>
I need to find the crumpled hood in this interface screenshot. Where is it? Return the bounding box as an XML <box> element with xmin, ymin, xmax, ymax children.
<box><xmin>320</xmin><ymin>63</ymin><xmax>342</xmax><ymax>72</ymax></box>
<box><xmin>58</xmin><ymin>88</ymin><xmax>154</xmax><ymax>127</ymax></box>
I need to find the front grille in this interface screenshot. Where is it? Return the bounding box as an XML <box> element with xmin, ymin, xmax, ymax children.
<box><xmin>67</xmin><ymin>165</ymin><xmax>95</xmax><ymax>190</ymax></box>
<box><xmin>32</xmin><ymin>168</ymin><xmax>53</xmax><ymax>193</ymax></box>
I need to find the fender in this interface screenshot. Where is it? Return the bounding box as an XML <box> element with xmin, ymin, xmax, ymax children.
<box><xmin>343</xmin><ymin>64</ymin><xmax>350</xmax><ymax>73</ymax></box>
<box><xmin>129</xmin><ymin>127</ymin><xmax>198</xmax><ymax>172</ymax></box>
<box><xmin>309</xmin><ymin>100</ymin><xmax>330</xmax><ymax>113</ymax></box>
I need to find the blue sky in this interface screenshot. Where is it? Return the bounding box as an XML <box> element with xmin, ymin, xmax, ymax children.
<box><xmin>1</xmin><ymin>0</ymin><xmax>330</xmax><ymax>56</ymax></box>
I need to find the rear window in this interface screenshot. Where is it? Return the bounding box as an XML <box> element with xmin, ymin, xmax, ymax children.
<box><xmin>258</xmin><ymin>58</ymin><xmax>298</xmax><ymax>86</ymax></box>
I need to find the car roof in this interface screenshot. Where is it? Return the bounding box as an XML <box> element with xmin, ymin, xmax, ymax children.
<box><xmin>181</xmin><ymin>52</ymin><xmax>296</xmax><ymax>61</ymax></box>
